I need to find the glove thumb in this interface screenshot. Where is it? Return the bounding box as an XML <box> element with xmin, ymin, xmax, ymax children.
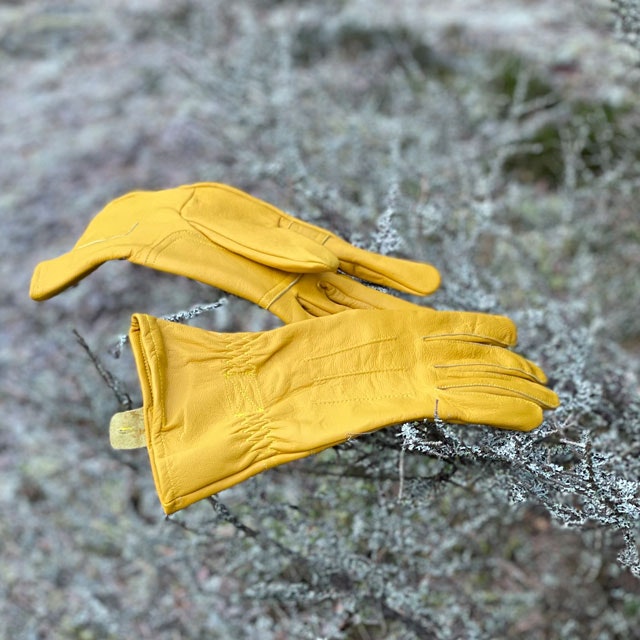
<box><xmin>328</xmin><ymin>237</ymin><xmax>441</xmax><ymax>295</ymax></box>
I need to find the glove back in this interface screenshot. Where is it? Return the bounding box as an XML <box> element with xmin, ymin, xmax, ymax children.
<box><xmin>120</xmin><ymin>309</ymin><xmax>559</xmax><ymax>513</ymax></box>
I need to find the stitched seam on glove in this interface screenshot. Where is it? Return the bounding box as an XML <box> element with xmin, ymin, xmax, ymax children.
<box><xmin>422</xmin><ymin>334</ymin><xmax>513</xmax><ymax>347</ymax></box>
<box><xmin>263</xmin><ymin>274</ymin><xmax>302</xmax><ymax>310</ymax></box>
<box><xmin>434</xmin><ymin>362</ymin><xmax>546</xmax><ymax>383</ymax></box>
<box><xmin>312</xmin><ymin>366</ymin><xmax>405</xmax><ymax>383</ymax></box>
<box><xmin>224</xmin><ymin>371</ymin><xmax>264</xmax><ymax>415</ymax></box>
<box><xmin>74</xmin><ymin>222</ymin><xmax>140</xmax><ymax>250</ymax></box>
<box><xmin>140</xmin><ymin>228</ymin><xmax>214</xmax><ymax>264</ymax></box>
<box><xmin>303</xmin><ymin>335</ymin><xmax>397</xmax><ymax>362</ymax></box>
<box><xmin>278</xmin><ymin>217</ymin><xmax>332</xmax><ymax>245</ymax></box>
<box><xmin>437</xmin><ymin>382</ymin><xmax>557</xmax><ymax>406</ymax></box>
<box><xmin>312</xmin><ymin>393</ymin><xmax>414</xmax><ymax>405</ymax></box>
<box><xmin>179</xmin><ymin>184</ymin><xmax>198</xmax><ymax>211</ymax></box>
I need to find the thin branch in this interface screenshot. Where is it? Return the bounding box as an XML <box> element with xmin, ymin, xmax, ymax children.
<box><xmin>72</xmin><ymin>328</ymin><xmax>132</xmax><ymax>410</ymax></box>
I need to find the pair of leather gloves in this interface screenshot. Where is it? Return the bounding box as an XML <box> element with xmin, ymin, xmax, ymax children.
<box><xmin>30</xmin><ymin>183</ymin><xmax>559</xmax><ymax>513</ymax></box>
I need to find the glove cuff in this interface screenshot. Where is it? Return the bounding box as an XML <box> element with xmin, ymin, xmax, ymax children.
<box><xmin>128</xmin><ymin>314</ymin><xmax>311</xmax><ymax>513</ymax></box>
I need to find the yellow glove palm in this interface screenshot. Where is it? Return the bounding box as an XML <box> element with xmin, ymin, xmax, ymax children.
<box><xmin>114</xmin><ymin>309</ymin><xmax>559</xmax><ymax>513</ymax></box>
<box><xmin>30</xmin><ymin>183</ymin><xmax>440</xmax><ymax>322</ymax></box>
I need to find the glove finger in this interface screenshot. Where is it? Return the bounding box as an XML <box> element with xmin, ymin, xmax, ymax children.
<box><xmin>293</xmin><ymin>279</ymin><xmax>353</xmax><ymax>317</ymax></box>
<box><xmin>196</xmin><ymin>218</ymin><xmax>340</xmax><ymax>273</ymax></box>
<box><xmin>266</xmin><ymin>274</ymin><xmax>354</xmax><ymax>320</ymax></box>
<box><xmin>30</xmin><ymin>241</ymin><xmax>134</xmax><ymax>301</ymax></box>
<box><xmin>326</xmin><ymin>236</ymin><xmax>441</xmax><ymax>295</ymax></box>
<box><xmin>181</xmin><ymin>184</ymin><xmax>340</xmax><ymax>273</ymax></box>
<box><xmin>433</xmin><ymin>344</ymin><xmax>548</xmax><ymax>383</ymax></box>
<box><xmin>419</xmin><ymin>310</ymin><xmax>518</xmax><ymax>348</ymax></box>
<box><xmin>435</xmin><ymin>392</ymin><xmax>546</xmax><ymax>431</ymax></box>
<box><xmin>278</xmin><ymin>273</ymin><xmax>422</xmax><ymax>320</ymax></box>
<box><xmin>30</xmin><ymin>187</ymin><xmax>192</xmax><ymax>301</ymax></box>
<box><xmin>316</xmin><ymin>274</ymin><xmax>425</xmax><ymax>311</ymax></box>
<box><xmin>436</xmin><ymin>371</ymin><xmax>560</xmax><ymax>410</ymax></box>
<box><xmin>266</xmin><ymin>204</ymin><xmax>440</xmax><ymax>293</ymax></box>
<box><xmin>293</xmin><ymin>284</ymin><xmax>383</xmax><ymax>318</ymax></box>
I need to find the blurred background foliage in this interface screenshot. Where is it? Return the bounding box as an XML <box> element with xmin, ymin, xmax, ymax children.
<box><xmin>1</xmin><ymin>1</ymin><xmax>640</xmax><ymax>638</ymax></box>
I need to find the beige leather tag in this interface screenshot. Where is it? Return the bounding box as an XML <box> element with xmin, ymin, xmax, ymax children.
<box><xmin>110</xmin><ymin>408</ymin><xmax>146</xmax><ymax>449</ymax></box>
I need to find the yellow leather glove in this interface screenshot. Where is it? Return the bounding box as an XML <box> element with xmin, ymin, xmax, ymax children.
<box><xmin>113</xmin><ymin>309</ymin><xmax>559</xmax><ymax>513</ymax></box>
<box><xmin>29</xmin><ymin>183</ymin><xmax>440</xmax><ymax>322</ymax></box>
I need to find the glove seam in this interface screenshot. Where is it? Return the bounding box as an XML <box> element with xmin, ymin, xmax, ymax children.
<box><xmin>435</xmin><ymin>362</ymin><xmax>546</xmax><ymax>383</ymax></box>
<box><xmin>141</xmin><ymin>228</ymin><xmax>216</xmax><ymax>265</ymax></box>
<box><xmin>437</xmin><ymin>382</ymin><xmax>557</xmax><ymax>407</ymax></box>
<box><xmin>278</xmin><ymin>215</ymin><xmax>333</xmax><ymax>246</ymax></box>
<box><xmin>312</xmin><ymin>366</ymin><xmax>405</xmax><ymax>383</ymax></box>
<box><xmin>304</xmin><ymin>335</ymin><xmax>397</xmax><ymax>362</ymax></box>
<box><xmin>75</xmin><ymin>222</ymin><xmax>140</xmax><ymax>250</ymax></box>
<box><xmin>312</xmin><ymin>393</ymin><xmax>414</xmax><ymax>405</ymax></box>
<box><xmin>263</xmin><ymin>274</ymin><xmax>302</xmax><ymax>310</ymax></box>
<box><xmin>422</xmin><ymin>334</ymin><xmax>512</xmax><ymax>347</ymax></box>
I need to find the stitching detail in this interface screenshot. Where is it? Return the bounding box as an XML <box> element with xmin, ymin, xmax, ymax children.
<box><xmin>259</xmin><ymin>273</ymin><xmax>299</xmax><ymax>309</ymax></box>
<box><xmin>75</xmin><ymin>222</ymin><xmax>139</xmax><ymax>250</ymax></box>
<box><xmin>264</xmin><ymin>275</ymin><xmax>302</xmax><ymax>309</ymax></box>
<box><xmin>279</xmin><ymin>216</ymin><xmax>330</xmax><ymax>245</ymax></box>
<box><xmin>434</xmin><ymin>362</ymin><xmax>545</xmax><ymax>383</ymax></box>
<box><xmin>304</xmin><ymin>335</ymin><xmax>397</xmax><ymax>362</ymax></box>
<box><xmin>142</xmin><ymin>228</ymin><xmax>214</xmax><ymax>265</ymax></box>
<box><xmin>313</xmin><ymin>393</ymin><xmax>413</xmax><ymax>405</ymax></box>
<box><xmin>437</xmin><ymin>382</ymin><xmax>554</xmax><ymax>406</ymax></box>
<box><xmin>224</xmin><ymin>371</ymin><xmax>264</xmax><ymax>415</ymax></box>
<box><xmin>422</xmin><ymin>334</ymin><xmax>512</xmax><ymax>346</ymax></box>
<box><xmin>177</xmin><ymin>185</ymin><xmax>198</xmax><ymax>214</ymax></box>
<box><xmin>313</xmin><ymin>367</ymin><xmax>405</xmax><ymax>383</ymax></box>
